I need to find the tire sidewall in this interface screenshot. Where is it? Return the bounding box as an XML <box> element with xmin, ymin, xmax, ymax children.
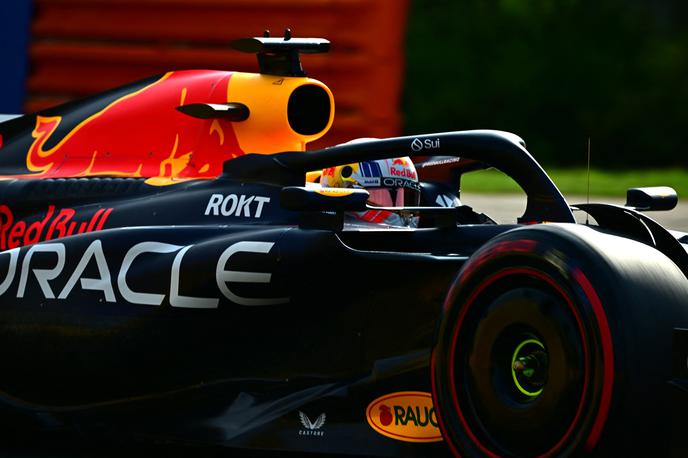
<box><xmin>432</xmin><ymin>224</ymin><xmax>677</xmax><ymax>457</ymax></box>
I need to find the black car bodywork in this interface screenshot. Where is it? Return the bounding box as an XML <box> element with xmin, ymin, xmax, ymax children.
<box><xmin>1</xmin><ymin>37</ymin><xmax>688</xmax><ymax>458</ymax></box>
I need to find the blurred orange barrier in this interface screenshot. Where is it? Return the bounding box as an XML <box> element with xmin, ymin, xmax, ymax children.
<box><xmin>27</xmin><ymin>0</ymin><xmax>408</xmax><ymax>149</ymax></box>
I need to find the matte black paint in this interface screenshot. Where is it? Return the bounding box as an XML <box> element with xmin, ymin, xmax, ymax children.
<box><xmin>0</xmin><ymin>162</ymin><xmax>515</xmax><ymax>456</ymax></box>
<box><xmin>1</xmin><ymin>118</ymin><xmax>688</xmax><ymax>456</ymax></box>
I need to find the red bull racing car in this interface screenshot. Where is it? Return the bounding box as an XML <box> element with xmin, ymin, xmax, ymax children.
<box><xmin>1</xmin><ymin>34</ymin><xmax>688</xmax><ymax>457</ymax></box>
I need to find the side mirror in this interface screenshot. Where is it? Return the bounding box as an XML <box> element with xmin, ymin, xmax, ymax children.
<box><xmin>281</xmin><ymin>186</ymin><xmax>369</xmax><ymax>211</ymax></box>
<box><xmin>625</xmin><ymin>186</ymin><xmax>678</xmax><ymax>211</ymax></box>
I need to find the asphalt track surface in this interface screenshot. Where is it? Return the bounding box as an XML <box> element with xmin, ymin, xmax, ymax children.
<box><xmin>2</xmin><ymin>193</ymin><xmax>686</xmax><ymax>457</ymax></box>
<box><xmin>462</xmin><ymin>193</ymin><xmax>688</xmax><ymax>231</ymax></box>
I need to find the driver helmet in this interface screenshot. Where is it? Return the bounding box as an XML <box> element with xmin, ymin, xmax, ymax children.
<box><xmin>321</xmin><ymin>157</ymin><xmax>420</xmax><ymax>226</ymax></box>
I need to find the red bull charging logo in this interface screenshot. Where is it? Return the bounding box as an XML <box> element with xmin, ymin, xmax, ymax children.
<box><xmin>0</xmin><ymin>205</ymin><xmax>112</xmax><ymax>249</ymax></box>
<box><xmin>24</xmin><ymin>71</ymin><xmax>244</xmax><ymax>182</ymax></box>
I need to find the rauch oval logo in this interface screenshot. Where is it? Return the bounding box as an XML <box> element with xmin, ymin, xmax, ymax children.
<box><xmin>366</xmin><ymin>391</ymin><xmax>443</xmax><ymax>443</ymax></box>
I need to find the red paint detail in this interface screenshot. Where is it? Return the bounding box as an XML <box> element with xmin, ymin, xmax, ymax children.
<box><xmin>371</xmin><ymin>211</ymin><xmax>391</xmax><ymax>223</ymax></box>
<box><xmin>359</xmin><ymin>210</ymin><xmax>394</xmax><ymax>224</ymax></box>
<box><xmin>22</xmin><ymin>70</ymin><xmax>242</xmax><ymax>179</ymax></box>
<box><xmin>0</xmin><ymin>205</ymin><xmax>113</xmax><ymax>248</ymax></box>
<box><xmin>8</xmin><ymin>222</ymin><xmax>26</xmax><ymax>249</ymax></box>
<box><xmin>574</xmin><ymin>269</ymin><xmax>614</xmax><ymax>451</ymax></box>
<box><xmin>48</xmin><ymin>208</ymin><xmax>75</xmax><ymax>239</ymax></box>
<box><xmin>379</xmin><ymin>405</ymin><xmax>393</xmax><ymax>426</ymax></box>
<box><xmin>0</xmin><ymin>206</ymin><xmax>12</xmax><ymax>250</ymax></box>
<box><xmin>86</xmin><ymin>209</ymin><xmax>105</xmax><ymax>232</ymax></box>
<box><xmin>446</xmin><ymin>267</ymin><xmax>590</xmax><ymax>458</ymax></box>
<box><xmin>0</xmin><ymin>133</ymin><xmax>3</xmax><ymax>149</ymax></box>
<box><xmin>95</xmin><ymin>208</ymin><xmax>113</xmax><ymax>231</ymax></box>
<box><xmin>23</xmin><ymin>205</ymin><xmax>54</xmax><ymax>245</ymax></box>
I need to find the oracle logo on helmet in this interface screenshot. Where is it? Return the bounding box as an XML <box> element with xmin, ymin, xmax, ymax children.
<box><xmin>382</xmin><ymin>177</ymin><xmax>421</xmax><ymax>191</ymax></box>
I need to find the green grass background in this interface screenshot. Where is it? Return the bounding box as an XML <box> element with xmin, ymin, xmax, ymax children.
<box><xmin>461</xmin><ymin>168</ymin><xmax>688</xmax><ymax>197</ymax></box>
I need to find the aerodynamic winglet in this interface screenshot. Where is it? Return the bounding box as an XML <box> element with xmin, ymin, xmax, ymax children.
<box><xmin>176</xmin><ymin>103</ymin><xmax>250</xmax><ymax>121</ymax></box>
<box><xmin>230</xmin><ymin>30</ymin><xmax>330</xmax><ymax>77</ymax></box>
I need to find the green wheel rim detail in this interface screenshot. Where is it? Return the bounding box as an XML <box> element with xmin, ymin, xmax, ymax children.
<box><xmin>511</xmin><ymin>338</ymin><xmax>546</xmax><ymax>397</ymax></box>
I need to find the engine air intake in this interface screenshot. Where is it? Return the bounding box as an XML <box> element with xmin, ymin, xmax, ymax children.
<box><xmin>288</xmin><ymin>85</ymin><xmax>332</xmax><ymax>136</ymax></box>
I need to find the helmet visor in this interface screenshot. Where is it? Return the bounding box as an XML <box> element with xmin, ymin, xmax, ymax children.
<box><xmin>367</xmin><ymin>187</ymin><xmax>420</xmax><ymax>207</ymax></box>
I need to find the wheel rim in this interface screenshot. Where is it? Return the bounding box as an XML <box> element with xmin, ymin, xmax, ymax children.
<box><xmin>447</xmin><ymin>267</ymin><xmax>594</xmax><ymax>457</ymax></box>
<box><xmin>511</xmin><ymin>337</ymin><xmax>547</xmax><ymax>398</ymax></box>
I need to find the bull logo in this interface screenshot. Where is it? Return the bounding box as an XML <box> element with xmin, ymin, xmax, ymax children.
<box><xmin>24</xmin><ymin>71</ymin><xmax>244</xmax><ymax>182</ymax></box>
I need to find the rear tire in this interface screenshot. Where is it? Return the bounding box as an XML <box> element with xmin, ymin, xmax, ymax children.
<box><xmin>432</xmin><ymin>224</ymin><xmax>688</xmax><ymax>457</ymax></box>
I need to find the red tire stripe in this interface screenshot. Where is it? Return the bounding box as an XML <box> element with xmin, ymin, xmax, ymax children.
<box><xmin>445</xmin><ymin>267</ymin><xmax>591</xmax><ymax>457</ymax></box>
<box><xmin>573</xmin><ymin>269</ymin><xmax>614</xmax><ymax>451</ymax></box>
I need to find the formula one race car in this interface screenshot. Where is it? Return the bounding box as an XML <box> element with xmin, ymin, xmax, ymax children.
<box><xmin>1</xmin><ymin>34</ymin><xmax>688</xmax><ymax>458</ymax></box>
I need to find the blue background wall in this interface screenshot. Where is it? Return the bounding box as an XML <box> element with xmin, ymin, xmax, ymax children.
<box><xmin>0</xmin><ymin>0</ymin><xmax>32</xmax><ymax>113</ymax></box>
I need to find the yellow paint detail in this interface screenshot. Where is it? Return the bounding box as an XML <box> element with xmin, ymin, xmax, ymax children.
<box><xmin>159</xmin><ymin>134</ymin><xmax>192</xmax><ymax>177</ymax></box>
<box><xmin>180</xmin><ymin>87</ymin><xmax>187</xmax><ymax>105</ymax></box>
<box><xmin>316</xmin><ymin>188</ymin><xmax>355</xmax><ymax>197</ymax></box>
<box><xmin>306</xmin><ymin>170</ymin><xmax>322</xmax><ymax>183</ymax></box>
<box><xmin>144</xmin><ymin>176</ymin><xmax>200</xmax><ymax>186</ymax></box>
<box><xmin>321</xmin><ymin>163</ymin><xmax>359</xmax><ymax>188</ymax></box>
<box><xmin>78</xmin><ymin>150</ymin><xmax>143</xmax><ymax>177</ymax></box>
<box><xmin>83</xmin><ymin>150</ymin><xmax>99</xmax><ymax>174</ymax></box>
<box><xmin>27</xmin><ymin>116</ymin><xmax>61</xmax><ymax>173</ymax></box>
<box><xmin>366</xmin><ymin>392</ymin><xmax>443</xmax><ymax>443</ymax></box>
<box><xmin>226</xmin><ymin>72</ymin><xmax>334</xmax><ymax>154</ymax></box>
<box><xmin>26</xmin><ymin>72</ymin><xmax>174</xmax><ymax>175</ymax></box>
<box><xmin>199</xmin><ymin>163</ymin><xmax>210</xmax><ymax>174</ymax></box>
<box><xmin>210</xmin><ymin>119</ymin><xmax>225</xmax><ymax>145</ymax></box>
